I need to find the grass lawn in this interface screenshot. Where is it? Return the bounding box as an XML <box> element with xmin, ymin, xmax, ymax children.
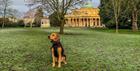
<box><xmin>0</xmin><ymin>28</ymin><xmax>140</xmax><ymax>71</ymax></box>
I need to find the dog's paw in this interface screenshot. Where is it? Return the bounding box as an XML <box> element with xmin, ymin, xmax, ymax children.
<box><xmin>58</xmin><ymin>65</ymin><xmax>61</xmax><ymax>68</ymax></box>
<box><xmin>64</xmin><ymin>62</ymin><xmax>67</xmax><ymax>64</ymax></box>
<box><xmin>52</xmin><ymin>64</ymin><xmax>55</xmax><ymax>67</ymax></box>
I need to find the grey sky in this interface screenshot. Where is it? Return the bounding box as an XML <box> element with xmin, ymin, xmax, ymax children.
<box><xmin>11</xmin><ymin>0</ymin><xmax>100</xmax><ymax>12</ymax></box>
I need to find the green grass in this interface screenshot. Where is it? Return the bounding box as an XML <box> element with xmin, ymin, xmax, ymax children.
<box><xmin>91</xmin><ymin>28</ymin><xmax>140</xmax><ymax>35</ymax></box>
<box><xmin>0</xmin><ymin>28</ymin><xmax>140</xmax><ymax>71</ymax></box>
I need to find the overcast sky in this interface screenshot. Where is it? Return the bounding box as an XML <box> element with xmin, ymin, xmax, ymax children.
<box><xmin>11</xmin><ymin>0</ymin><xmax>100</xmax><ymax>12</ymax></box>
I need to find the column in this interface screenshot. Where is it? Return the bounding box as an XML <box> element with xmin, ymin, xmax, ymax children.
<box><xmin>65</xmin><ymin>19</ymin><xmax>68</xmax><ymax>25</ymax></box>
<box><xmin>83</xmin><ymin>18</ymin><xmax>85</xmax><ymax>27</ymax></box>
<box><xmin>97</xmin><ymin>18</ymin><xmax>99</xmax><ymax>27</ymax></box>
<box><xmin>75</xmin><ymin>18</ymin><xmax>78</xmax><ymax>27</ymax></box>
<box><xmin>84</xmin><ymin>18</ymin><xmax>86</xmax><ymax>27</ymax></box>
<box><xmin>95</xmin><ymin>18</ymin><xmax>97</xmax><ymax>27</ymax></box>
<box><xmin>99</xmin><ymin>18</ymin><xmax>101</xmax><ymax>27</ymax></box>
<box><xmin>88</xmin><ymin>18</ymin><xmax>90</xmax><ymax>27</ymax></box>
<box><xmin>73</xmin><ymin>18</ymin><xmax>76</xmax><ymax>27</ymax></box>
<box><xmin>90</xmin><ymin>18</ymin><xmax>93</xmax><ymax>27</ymax></box>
<box><xmin>89</xmin><ymin>18</ymin><xmax>91</xmax><ymax>27</ymax></box>
<box><xmin>68</xmin><ymin>18</ymin><xmax>70</xmax><ymax>27</ymax></box>
<box><xmin>72</xmin><ymin>18</ymin><xmax>74</xmax><ymax>27</ymax></box>
<box><xmin>74</xmin><ymin>18</ymin><xmax>76</xmax><ymax>27</ymax></box>
<box><xmin>80</xmin><ymin>18</ymin><xmax>83</xmax><ymax>27</ymax></box>
<box><xmin>77</xmin><ymin>19</ymin><xmax>79</xmax><ymax>27</ymax></box>
<box><xmin>85</xmin><ymin>18</ymin><xmax>88</xmax><ymax>27</ymax></box>
<box><xmin>92</xmin><ymin>18</ymin><xmax>94</xmax><ymax>27</ymax></box>
<box><xmin>71</xmin><ymin>18</ymin><xmax>73</xmax><ymax>27</ymax></box>
<box><xmin>88</xmin><ymin>18</ymin><xmax>89</xmax><ymax>27</ymax></box>
<box><xmin>93</xmin><ymin>18</ymin><xmax>95</xmax><ymax>27</ymax></box>
<box><xmin>81</xmin><ymin>18</ymin><xmax>83</xmax><ymax>27</ymax></box>
<box><xmin>79</xmin><ymin>18</ymin><xmax>82</xmax><ymax>27</ymax></box>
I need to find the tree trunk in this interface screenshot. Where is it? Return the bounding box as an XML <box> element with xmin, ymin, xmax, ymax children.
<box><xmin>59</xmin><ymin>19</ymin><xmax>65</xmax><ymax>34</ymax></box>
<box><xmin>132</xmin><ymin>11</ymin><xmax>138</xmax><ymax>32</ymax></box>
<box><xmin>24</xmin><ymin>23</ymin><xmax>26</xmax><ymax>28</ymax></box>
<box><xmin>2</xmin><ymin>9</ymin><xmax>6</xmax><ymax>28</ymax></box>
<box><xmin>30</xmin><ymin>23</ymin><xmax>32</xmax><ymax>28</ymax></box>
<box><xmin>2</xmin><ymin>17</ymin><xmax>5</xmax><ymax>28</ymax></box>
<box><xmin>115</xmin><ymin>17</ymin><xmax>119</xmax><ymax>33</ymax></box>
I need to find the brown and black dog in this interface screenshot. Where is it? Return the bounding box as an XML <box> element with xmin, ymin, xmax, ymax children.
<box><xmin>48</xmin><ymin>33</ymin><xmax>67</xmax><ymax>68</ymax></box>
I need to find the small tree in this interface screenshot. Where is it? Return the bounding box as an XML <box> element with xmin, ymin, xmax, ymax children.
<box><xmin>34</xmin><ymin>8</ymin><xmax>44</xmax><ymax>27</ymax></box>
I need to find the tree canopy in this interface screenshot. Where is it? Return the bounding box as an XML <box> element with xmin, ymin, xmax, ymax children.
<box><xmin>100</xmin><ymin>0</ymin><xmax>140</xmax><ymax>32</ymax></box>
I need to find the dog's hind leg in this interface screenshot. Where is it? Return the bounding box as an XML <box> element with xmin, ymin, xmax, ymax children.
<box><xmin>62</xmin><ymin>56</ymin><xmax>67</xmax><ymax>64</ymax></box>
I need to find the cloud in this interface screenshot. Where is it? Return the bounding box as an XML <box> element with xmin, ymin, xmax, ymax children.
<box><xmin>11</xmin><ymin>0</ymin><xmax>100</xmax><ymax>12</ymax></box>
<box><xmin>11</xmin><ymin>5</ymin><xmax>28</xmax><ymax>12</ymax></box>
<box><xmin>93</xmin><ymin>0</ymin><xmax>100</xmax><ymax>7</ymax></box>
<box><xmin>12</xmin><ymin>0</ymin><xmax>25</xmax><ymax>5</ymax></box>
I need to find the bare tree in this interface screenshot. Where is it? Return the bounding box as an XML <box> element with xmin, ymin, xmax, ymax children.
<box><xmin>34</xmin><ymin>7</ymin><xmax>44</xmax><ymax>27</ymax></box>
<box><xmin>0</xmin><ymin>0</ymin><xmax>12</xmax><ymax>28</ymax></box>
<box><xmin>24</xmin><ymin>0</ymin><xmax>35</xmax><ymax>28</ymax></box>
<box><xmin>111</xmin><ymin>0</ymin><xmax>123</xmax><ymax>33</ymax></box>
<box><xmin>27</xmin><ymin>0</ymin><xmax>83</xmax><ymax>34</ymax></box>
<box><xmin>9</xmin><ymin>9</ymin><xmax>22</xmax><ymax>18</ymax></box>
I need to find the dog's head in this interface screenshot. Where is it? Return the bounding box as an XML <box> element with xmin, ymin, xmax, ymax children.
<box><xmin>48</xmin><ymin>33</ymin><xmax>60</xmax><ymax>42</ymax></box>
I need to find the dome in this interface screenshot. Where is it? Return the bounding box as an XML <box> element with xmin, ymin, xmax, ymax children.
<box><xmin>82</xmin><ymin>0</ymin><xmax>93</xmax><ymax>8</ymax></box>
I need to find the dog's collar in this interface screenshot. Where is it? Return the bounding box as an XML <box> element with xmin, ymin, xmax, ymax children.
<box><xmin>51</xmin><ymin>40</ymin><xmax>60</xmax><ymax>44</ymax></box>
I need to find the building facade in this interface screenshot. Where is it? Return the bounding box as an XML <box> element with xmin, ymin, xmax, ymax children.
<box><xmin>41</xmin><ymin>17</ymin><xmax>50</xmax><ymax>28</ymax></box>
<box><xmin>23</xmin><ymin>9</ymin><xmax>50</xmax><ymax>28</ymax></box>
<box><xmin>65</xmin><ymin>0</ymin><xmax>103</xmax><ymax>28</ymax></box>
<box><xmin>65</xmin><ymin>8</ymin><xmax>102</xmax><ymax>28</ymax></box>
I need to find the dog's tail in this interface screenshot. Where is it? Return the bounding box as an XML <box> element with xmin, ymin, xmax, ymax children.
<box><xmin>63</xmin><ymin>55</ymin><xmax>67</xmax><ymax>60</ymax></box>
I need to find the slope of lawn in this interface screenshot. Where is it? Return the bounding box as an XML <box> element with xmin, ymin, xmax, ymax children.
<box><xmin>0</xmin><ymin>28</ymin><xmax>140</xmax><ymax>71</ymax></box>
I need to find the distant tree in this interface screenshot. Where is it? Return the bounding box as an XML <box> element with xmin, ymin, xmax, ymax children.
<box><xmin>49</xmin><ymin>11</ymin><xmax>61</xmax><ymax>27</ymax></box>
<box><xmin>0</xmin><ymin>0</ymin><xmax>12</xmax><ymax>28</ymax></box>
<box><xmin>100</xmin><ymin>0</ymin><xmax>131</xmax><ymax>30</ymax></box>
<box><xmin>7</xmin><ymin>9</ymin><xmax>22</xmax><ymax>18</ymax></box>
<box><xmin>24</xmin><ymin>0</ymin><xmax>35</xmax><ymax>28</ymax></box>
<box><xmin>128</xmin><ymin>0</ymin><xmax>140</xmax><ymax>31</ymax></box>
<box><xmin>111</xmin><ymin>0</ymin><xmax>124</xmax><ymax>33</ymax></box>
<box><xmin>34</xmin><ymin>8</ymin><xmax>43</xmax><ymax>27</ymax></box>
<box><xmin>100</xmin><ymin>0</ymin><xmax>114</xmax><ymax>28</ymax></box>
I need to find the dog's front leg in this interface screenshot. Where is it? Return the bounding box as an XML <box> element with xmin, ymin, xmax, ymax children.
<box><xmin>51</xmin><ymin>48</ymin><xmax>55</xmax><ymax>67</ymax></box>
<box><xmin>58</xmin><ymin>47</ymin><xmax>62</xmax><ymax>68</ymax></box>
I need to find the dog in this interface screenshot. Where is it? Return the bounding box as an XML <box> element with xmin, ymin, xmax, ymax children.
<box><xmin>48</xmin><ymin>33</ymin><xmax>67</xmax><ymax>68</ymax></box>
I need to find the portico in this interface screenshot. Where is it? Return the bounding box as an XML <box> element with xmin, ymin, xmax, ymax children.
<box><xmin>65</xmin><ymin>8</ymin><xmax>102</xmax><ymax>28</ymax></box>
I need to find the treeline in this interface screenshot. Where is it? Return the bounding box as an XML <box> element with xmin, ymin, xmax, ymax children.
<box><xmin>0</xmin><ymin>18</ymin><xmax>24</xmax><ymax>27</ymax></box>
<box><xmin>100</xmin><ymin>0</ymin><xmax>140</xmax><ymax>32</ymax></box>
<box><xmin>0</xmin><ymin>7</ymin><xmax>43</xmax><ymax>28</ymax></box>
